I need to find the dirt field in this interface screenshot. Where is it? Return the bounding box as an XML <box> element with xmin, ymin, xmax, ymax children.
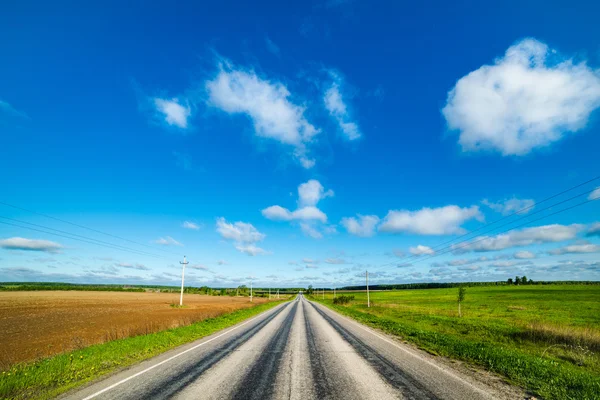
<box><xmin>0</xmin><ymin>291</ymin><xmax>271</xmax><ymax>367</ymax></box>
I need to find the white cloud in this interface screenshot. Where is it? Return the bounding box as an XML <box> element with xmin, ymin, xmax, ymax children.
<box><xmin>454</xmin><ymin>224</ymin><xmax>582</xmax><ymax>253</ymax></box>
<box><xmin>300</xmin><ymin>223</ymin><xmax>323</xmax><ymax>239</ymax></box>
<box><xmin>235</xmin><ymin>244</ymin><xmax>269</xmax><ymax>256</ymax></box>
<box><xmin>216</xmin><ymin>218</ymin><xmax>265</xmax><ymax>243</ymax></box>
<box><xmin>0</xmin><ymin>237</ymin><xmax>62</xmax><ymax>253</ymax></box>
<box><xmin>116</xmin><ymin>262</ymin><xmax>151</xmax><ymax>271</ymax></box>
<box><xmin>409</xmin><ymin>245</ymin><xmax>435</xmax><ymax>255</ymax></box>
<box><xmin>261</xmin><ymin>205</ymin><xmax>327</xmax><ymax>223</ymax></box>
<box><xmin>298</xmin><ymin>180</ymin><xmax>334</xmax><ymax>207</ymax></box>
<box><xmin>443</xmin><ymin>38</ymin><xmax>600</xmax><ymax>155</ymax></box>
<box><xmin>265</xmin><ymin>36</ymin><xmax>280</xmax><ymax>55</ymax></box>
<box><xmin>340</xmin><ymin>215</ymin><xmax>380</xmax><ymax>237</ymax></box>
<box><xmin>482</xmin><ymin>197</ymin><xmax>535</xmax><ymax>215</ymax></box>
<box><xmin>262</xmin><ymin>180</ymin><xmax>332</xmax><ymax>238</ymax></box>
<box><xmin>324</xmin><ymin>77</ymin><xmax>361</xmax><ymax>140</ymax></box>
<box><xmin>0</xmin><ymin>99</ymin><xmax>28</xmax><ymax>119</ymax></box>
<box><xmin>514</xmin><ymin>251</ymin><xmax>536</xmax><ymax>259</ymax></box>
<box><xmin>549</xmin><ymin>243</ymin><xmax>600</xmax><ymax>255</ymax></box>
<box><xmin>216</xmin><ymin>217</ymin><xmax>268</xmax><ymax>256</ymax></box>
<box><xmin>325</xmin><ymin>258</ymin><xmax>347</xmax><ymax>264</ymax></box>
<box><xmin>589</xmin><ymin>187</ymin><xmax>600</xmax><ymax>201</ymax></box>
<box><xmin>153</xmin><ymin>98</ymin><xmax>191</xmax><ymax>129</ymax></box>
<box><xmin>587</xmin><ymin>222</ymin><xmax>600</xmax><ymax>237</ymax></box>
<box><xmin>206</xmin><ymin>64</ymin><xmax>318</xmax><ymax>168</ymax></box>
<box><xmin>182</xmin><ymin>221</ymin><xmax>201</xmax><ymax>230</ymax></box>
<box><xmin>154</xmin><ymin>236</ymin><xmax>183</xmax><ymax>246</ymax></box>
<box><xmin>305</xmin><ymin>264</ymin><xmax>319</xmax><ymax>269</ymax></box>
<box><xmin>379</xmin><ymin>205</ymin><xmax>483</xmax><ymax>235</ymax></box>
<box><xmin>188</xmin><ymin>264</ymin><xmax>210</xmax><ymax>270</ymax></box>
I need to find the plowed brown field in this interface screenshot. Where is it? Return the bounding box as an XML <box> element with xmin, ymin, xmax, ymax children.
<box><xmin>0</xmin><ymin>291</ymin><xmax>269</xmax><ymax>367</ymax></box>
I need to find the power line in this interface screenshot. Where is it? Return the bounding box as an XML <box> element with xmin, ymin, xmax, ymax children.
<box><xmin>0</xmin><ymin>216</ymin><xmax>169</xmax><ymax>259</ymax></box>
<box><xmin>380</xmin><ymin>176</ymin><xmax>600</xmax><ymax>269</ymax></box>
<box><xmin>0</xmin><ymin>220</ymin><xmax>171</xmax><ymax>260</ymax></box>
<box><xmin>0</xmin><ymin>201</ymin><xmax>182</xmax><ymax>257</ymax></box>
<box><xmin>376</xmin><ymin>196</ymin><xmax>597</xmax><ymax>273</ymax></box>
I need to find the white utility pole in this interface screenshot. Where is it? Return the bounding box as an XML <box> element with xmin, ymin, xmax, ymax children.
<box><xmin>250</xmin><ymin>280</ymin><xmax>253</xmax><ymax>303</ymax></box>
<box><xmin>277</xmin><ymin>289</ymin><xmax>279</xmax><ymax>299</ymax></box>
<box><xmin>179</xmin><ymin>256</ymin><xmax>189</xmax><ymax>306</ymax></box>
<box><xmin>366</xmin><ymin>270</ymin><xmax>370</xmax><ymax>308</ymax></box>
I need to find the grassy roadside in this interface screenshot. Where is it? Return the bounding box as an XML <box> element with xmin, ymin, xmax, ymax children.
<box><xmin>0</xmin><ymin>299</ymin><xmax>288</xmax><ymax>400</ymax></box>
<box><xmin>310</xmin><ymin>295</ymin><xmax>600</xmax><ymax>400</ymax></box>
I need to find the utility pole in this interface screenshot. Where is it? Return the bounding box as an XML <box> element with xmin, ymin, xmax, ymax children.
<box><xmin>250</xmin><ymin>280</ymin><xmax>253</xmax><ymax>303</ymax></box>
<box><xmin>277</xmin><ymin>289</ymin><xmax>279</xmax><ymax>299</ymax></box>
<box><xmin>179</xmin><ymin>256</ymin><xmax>189</xmax><ymax>306</ymax></box>
<box><xmin>366</xmin><ymin>270</ymin><xmax>370</xmax><ymax>308</ymax></box>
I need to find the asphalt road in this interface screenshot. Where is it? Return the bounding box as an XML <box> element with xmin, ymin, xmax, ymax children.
<box><xmin>63</xmin><ymin>295</ymin><xmax>518</xmax><ymax>400</ymax></box>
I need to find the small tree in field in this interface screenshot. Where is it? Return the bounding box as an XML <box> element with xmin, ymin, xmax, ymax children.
<box><xmin>515</xmin><ymin>276</ymin><xmax>522</xmax><ymax>285</ymax></box>
<box><xmin>457</xmin><ymin>286</ymin><xmax>467</xmax><ymax>317</ymax></box>
<box><xmin>507</xmin><ymin>278</ymin><xmax>513</xmax><ymax>285</ymax></box>
<box><xmin>521</xmin><ymin>275</ymin><xmax>528</xmax><ymax>285</ymax></box>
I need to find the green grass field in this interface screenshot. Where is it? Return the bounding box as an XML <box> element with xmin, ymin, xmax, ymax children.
<box><xmin>0</xmin><ymin>299</ymin><xmax>288</xmax><ymax>400</ymax></box>
<box><xmin>312</xmin><ymin>285</ymin><xmax>600</xmax><ymax>400</ymax></box>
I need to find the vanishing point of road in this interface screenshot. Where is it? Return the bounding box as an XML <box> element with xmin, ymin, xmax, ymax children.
<box><xmin>63</xmin><ymin>295</ymin><xmax>520</xmax><ymax>400</ymax></box>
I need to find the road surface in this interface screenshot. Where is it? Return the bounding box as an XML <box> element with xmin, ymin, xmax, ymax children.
<box><xmin>63</xmin><ymin>295</ymin><xmax>519</xmax><ymax>400</ymax></box>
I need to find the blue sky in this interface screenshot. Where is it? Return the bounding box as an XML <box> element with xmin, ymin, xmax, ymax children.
<box><xmin>1</xmin><ymin>0</ymin><xmax>600</xmax><ymax>287</ymax></box>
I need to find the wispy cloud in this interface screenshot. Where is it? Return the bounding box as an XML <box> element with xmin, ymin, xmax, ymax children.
<box><xmin>153</xmin><ymin>98</ymin><xmax>191</xmax><ymax>129</ymax></box>
<box><xmin>206</xmin><ymin>61</ymin><xmax>319</xmax><ymax>168</ymax></box>
<box><xmin>323</xmin><ymin>72</ymin><xmax>361</xmax><ymax>140</ymax></box>
<box><xmin>0</xmin><ymin>99</ymin><xmax>28</xmax><ymax>119</ymax></box>
<box><xmin>154</xmin><ymin>236</ymin><xmax>183</xmax><ymax>246</ymax></box>
<box><xmin>265</xmin><ymin>36</ymin><xmax>280</xmax><ymax>56</ymax></box>
<box><xmin>182</xmin><ymin>221</ymin><xmax>201</xmax><ymax>230</ymax></box>
<box><xmin>482</xmin><ymin>197</ymin><xmax>535</xmax><ymax>215</ymax></box>
<box><xmin>340</xmin><ymin>215</ymin><xmax>379</xmax><ymax>237</ymax></box>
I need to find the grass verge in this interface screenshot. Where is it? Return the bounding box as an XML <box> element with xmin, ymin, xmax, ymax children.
<box><xmin>0</xmin><ymin>299</ymin><xmax>287</xmax><ymax>400</ymax></box>
<box><xmin>311</xmin><ymin>296</ymin><xmax>600</xmax><ymax>400</ymax></box>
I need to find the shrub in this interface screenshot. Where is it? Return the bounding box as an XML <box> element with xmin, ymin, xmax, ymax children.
<box><xmin>333</xmin><ymin>295</ymin><xmax>355</xmax><ymax>305</ymax></box>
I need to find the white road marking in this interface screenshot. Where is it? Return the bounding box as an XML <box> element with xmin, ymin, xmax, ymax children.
<box><xmin>81</xmin><ymin>303</ymin><xmax>287</xmax><ymax>400</ymax></box>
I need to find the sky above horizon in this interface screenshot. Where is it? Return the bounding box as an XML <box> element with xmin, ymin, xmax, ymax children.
<box><xmin>1</xmin><ymin>0</ymin><xmax>600</xmax><ymax>288</ymax></box>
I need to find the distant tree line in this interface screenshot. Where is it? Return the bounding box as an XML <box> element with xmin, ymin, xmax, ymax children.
<box><xmin>339</xmin><ymin>280</ymin><xmax>600</xmax><ymax>291</ymax></box>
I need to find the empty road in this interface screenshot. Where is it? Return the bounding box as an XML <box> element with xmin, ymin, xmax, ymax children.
<box><xmin>63</xmin><ymin>295</ymin><xmax>519</xmax><ymax>400</ymax></box>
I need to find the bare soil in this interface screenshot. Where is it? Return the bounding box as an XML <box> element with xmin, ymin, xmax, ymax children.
<box><xmin>0</xmin><ymin>291</ymin><xmax>269</xmax><ymax>367</ymax></box>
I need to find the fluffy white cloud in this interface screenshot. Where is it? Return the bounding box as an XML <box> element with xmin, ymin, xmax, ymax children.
<box><xmin>340</xmin><ymin>215</ymin><xmax>380</xmax><ymax>237</ymax></box>
<box><xmin>324</xmin><ymin>77</ymin><xmax>361</xmax><ymax>140</ymax></box>
<box><xmin>379</xmin><ymin>205</ymin><xmax>483</xmax><ymax>235</ymax></box>
<box><xmin>589</xmin><ymin>187</ymin><xmax>600</xmax><ymax>201</ymax></box>
<box><xmin>514</xmin><ymin>251</ymin><xmax>536</xmax><ymax>259</ymax></box>
<box><xmin>154</xmin><ymin>236</ymin><xmax>183</xmax><ymax>246</ymax></box>
<box><xmin>587</xmin><ymin>222</ymin><xmax>600</xmax><ymax>237</ymax></box>
<box><xmin>298</xmin><ymin>180</ymin><xmax>334</xmax><ymax>207</ymax></box>
<box><xmin>482</xmin><ymin>198</ymin><xmax>535</xmax><ymax>215</ymax></box>
<box><xmin>182</xmin><ymin>221</ymin><xmax>201</xmax><ymax>230</ymax></box>
<box><xmin>0</xmin><ymin>237</ymin><xmax>62</xmax><ymax>253</ymax></box>
<box><xmin>262</xmin><ymin>180</ymin><xmax>332</xmax><ymax>238</ymax></box>
<box><xmin>549</xmin><ymin>243</ymin><xmax>600</xmax><ymax>255</ymax></box>
<box><xmin>443</xmin><ymin>38</ymin><xmax>600</xmax><ymax>155</ymax></box>
<box><xmin>454</xmin><ymin>224</ymin><xmax>582</xmax><ymax>253</ymax></box>
<box><xmin>262</xmin><ymin>205</ymin><xmax>327</xmax><ymax>223</ymax></box>
<box><xmin>216</xmin><ymin>218</ymin><xmax>265</xmax><ymax>243</ymax></box>
<box><xmin>409</xmin><ymin>245</ymin><xmax>435</xmax><ymax>255</ymax></box>
<box><xmin>153</xmin><ymin>98</ymin><xmax>191</xmax><ymax>129</ymax></box>
<box><xmin>216</xmin><ymin>218</ymin><xmax>268</xmax><ymax>256</ymax></box>
<box><xmin>206</xmin><ymin>65</ymin><xmax>318</xmax><ymax>168</ymax></box>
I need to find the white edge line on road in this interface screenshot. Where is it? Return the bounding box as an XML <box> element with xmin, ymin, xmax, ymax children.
<box><xmin>309</xmin><ymin>300</ymin><xmax>493</xmax><ymax>399</ymax></box>
<box><xmin>81</xmin><ymin>302</ymin><xmax>288</xmax><ymax>400</ymax></box>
